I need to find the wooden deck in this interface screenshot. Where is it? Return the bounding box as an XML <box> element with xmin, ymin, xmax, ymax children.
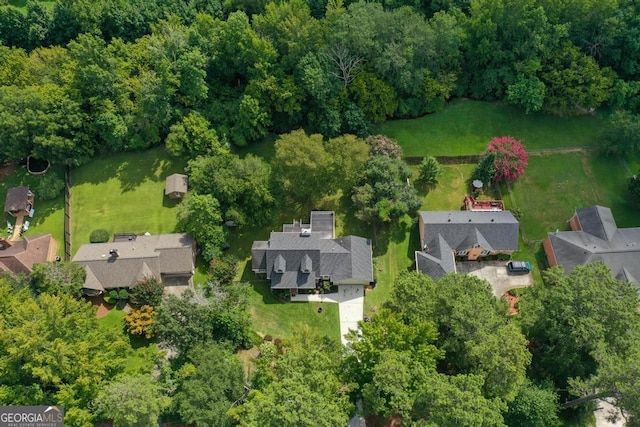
<box><xmin>9</xmin><ymin>214</ymin><xmax>24</xmax><ymax>241</ymax></box>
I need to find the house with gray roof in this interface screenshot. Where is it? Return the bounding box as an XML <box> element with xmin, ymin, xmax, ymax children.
<box><xmin>251</xmin><ymin>211</ymin><xmax>374</xmax><ymax>296</ymax></box>
<box><xmin>415</xmin><ymin>210</ymin><xmax>520</xmax><ymax>279</ymax></box>
<box><xmin>72</xmin><ymin>233</ymin><xmax>195</xmax><ymax>295</ymax></box>
<box><xmin>543</xmin><ymin>205</ymin><xmax>640</xmax><ymax>286</ymax></box>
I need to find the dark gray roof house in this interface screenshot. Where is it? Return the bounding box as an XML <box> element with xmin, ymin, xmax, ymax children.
<box><xmin>73</xmin><ymin>233</ymin><xmax>195</xmax><ymax>294</ymax></box>
<box><xmin>415</xmin><ymin>210</ymin><xmax>519</xmax><ymax>279</ymax></box>
<box><xmin>252</xmin><ymin>211</ymin><xmax>374</xmax><ymax>294</ymax></box>
<box><xmin>544</xmin><ymin>206</ymin><xmax>640</xmax><ymax>286</ymax></box>
<box><xmin>165</xmin><ymin>174</ymin><xmax>188</xmax><ymax>199</ymax></box>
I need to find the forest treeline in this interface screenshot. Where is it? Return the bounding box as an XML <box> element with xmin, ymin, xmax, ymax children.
<box><xmin>0</xmin><ymin>0</ymin><xmax>639</xmax><ymax>165</ymax></box>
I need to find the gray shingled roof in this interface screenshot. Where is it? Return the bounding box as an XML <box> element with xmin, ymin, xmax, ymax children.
<box><xmin>575</xmin><ymin>205</ymin><xmax>617</xmax><ymax>241</ymax></box>
<box><xmin>165</xmin><ymin>174</ymin><xmax>188</xmax><ymax>195</ymax></box>
<box><xmin>251</xmin><ymin>212</ymin><xmax>373</xmax><ymax>289</ymax></box>
<box><xmin>415</xmin><ymin>211</ymin><xmax>519</xmax><ymax>278</ymax></box>
<box><xmin>419</xmin><ymin>211</ymin><xmax>519</xmax><ymax>252</ymax></box>
<box><xmin>547</xmin><ymin>221</ymin><xmax>640</xmax><ymax>286</ymax></box>
<box><xmin>73</xmin><ymin>233</ymin><xmax>194</xmax><ymax>290</ymax></box>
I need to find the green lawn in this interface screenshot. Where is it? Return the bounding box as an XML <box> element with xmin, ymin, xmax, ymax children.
<box><xmin>246</xmin><ymin>280</ymin><xmax>340</xmax><ymax>341</ymax></box>
<box><xmin>377</xmin><ymin>99</ymin><xmax>603</xmax><ymax>156</ymax></box>
<box><xmin>419</xmin><ymin>164</ymin><xmax>475</xmax><ymax>211</ymax></box>
<box><xmin>70</xmin><ymin>146</ymin><xmax>187</xmax><ymax>255</ymax></box>
<box><xmin>0</xmin><ymin>165</ymin><xmax>65</xmax><ymax>257</ymax></box>
<box><xmin>96</xmin><ymin>305</ymin><xmax>157</xmax><ymax>373</ymax></box>
<box><xmin>506</xmin><ymin>153</ymin><xmax>640</xmax><ymax>242</ymax></box>
<box><xmin>3</xmin><ymin>1</ymin><xmax>55</xmax><ymax>14</ymax></box>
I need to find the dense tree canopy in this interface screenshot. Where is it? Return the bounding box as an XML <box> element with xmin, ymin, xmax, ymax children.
<box><xmin>0</xmin><ymin>282</ymin><xmax>129</xmax><ymax>425</ymax></box>
<box><xmin>232</xmin><ymin>326</ymin><xmax>352</xmax><ymax>427</ymax></box>
<box><xmin>0</xmin><ymin>0</ymin><xmax>633</xmax><ymax>163</ymax></box>
<box><xmin>519</xmin><ymin>262</ymin><xmax>640</xmax><ymax>389</ymax></box>
<box><xmin>173</xmin><ymin>343</ymin><xmax>245</xmax><ymax>427</ymax></box>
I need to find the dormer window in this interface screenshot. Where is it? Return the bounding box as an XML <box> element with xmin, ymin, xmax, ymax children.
<box><xmin>301</xmin><ymin>254</ymin><xmax>312</xmax><ymax>273</ymax></box>
<box><xmin>274</xmin><ymin>255</ymin><xmax>286</xmax><ymax>273</ymax></box>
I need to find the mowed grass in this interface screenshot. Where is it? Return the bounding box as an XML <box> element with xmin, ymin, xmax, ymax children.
<box><xmin>4</xmin><ymin>0</ymin><xmax>55</xmax><ymax>14</ymax></box>
<box><xmin>70</xmin><ymin>146</ymin><xmax>186</xmax><ymax>254</ymax></box>
<box><xmin>507</xmin><ymin>153</ymin><xmax>640</xmax><ymax>241</ymax></box>
<box><xmin>0</xmin><ymin>165</ymin><xmax>65</xmax><ymax>257</ymax></box>
<box><xmin>420</xmin><ymin>164</ymin><xmax>475</xmax><ymax>211</ymax></box>
<box><xmin>95</xmin><ymin>305</ymin><xmax>158</xmax><ymax>373</ymax></box>
<box><xmin>247</xmin><ymin>280</ymin><xmax>340</xmax><ymax>341</ymax></box>
<box><xmin>378</xmin><ymin>99</ymin><xmax>603</xmax><ymax>156</ymax></box>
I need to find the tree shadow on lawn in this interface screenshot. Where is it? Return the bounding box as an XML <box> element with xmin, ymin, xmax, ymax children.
<box><xmin>251</xmin><ymin>280</ymin><xmax>282</xmax><ymax>305</ymax></box>
<box><xmin>70</xmin><ymin>146</ymin><xmax>186</xmax><ymax>193</ymax></box>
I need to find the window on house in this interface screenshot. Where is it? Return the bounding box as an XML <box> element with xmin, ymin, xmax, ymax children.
<box><xmin>456</xmin><ymin>250</ymin><xmax>468</xmax><ymax>256</ymax></box>
<box><xmin>480</xmin><ymin>250</ymin><xmax>491</xmax><ymax>256</ymax></box>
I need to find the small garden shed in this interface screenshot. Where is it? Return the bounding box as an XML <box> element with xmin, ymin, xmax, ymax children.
<box><xmin>164</xmin><ymin>174</ymin><xmax>188</xmax><ymax>199</ymax></box>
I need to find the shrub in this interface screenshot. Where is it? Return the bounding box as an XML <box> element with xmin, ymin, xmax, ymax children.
<box><xmin>210</xmin><ymin>256</ymin><xmax>238</xmax><ymax>286</ymax></box>
<box><xmin>263</xmin><ymin>335</ymin><xmax>273</xmax><ymax>342</ymax></box>
<box><xmin>118</xmin><ymin>289</ymin><xmax>129</xmax><ymax>300</ymax></box>
<box><xmin>129</xmin><ymin>276</ymin><xmax>164</xmax><ymax>307</ymax></box>
<box><xmin>105</xmin><ymin>289</ymin><xmax>119</xmax><ymax>304</ymax></box>
<box><xmin>366</xmin><ymin>135</ymin><xmax>403</xmax><ymax>158</ymax></box>
<box><xmin>124</xmin><ymin>305</ymin><xmax>155</xmax><ymax>339</ymax></box>
<box><xmin>418</xmin><ymin>156</ymin><xmax>443</xmax><ymax>188</ymax></box>
<box><xmin>36</xmin><ymin>173</ymin><xmax>64</xmax><ymax>201</ymax></box>
<box><xmin>90</xmin><ymin>229</ymin><xmax>110</xmax><ymax>243</ymax></box>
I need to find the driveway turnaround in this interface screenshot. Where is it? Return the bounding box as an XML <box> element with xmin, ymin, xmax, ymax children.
<box><xmin>456</xmin><ymin>261</ymin><xmax>534</xmax><ymax>296</ymax></box>
<box><xmin>290</xmin><ymin>284</ymin><xmax>365</xmax><ymax>344</ymax></box>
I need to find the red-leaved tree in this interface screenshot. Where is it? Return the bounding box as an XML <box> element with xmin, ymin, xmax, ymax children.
<box><xmin>485</xmin><ymin>136</ymin><xmax>529</xmax><ymax>182</ymax></box>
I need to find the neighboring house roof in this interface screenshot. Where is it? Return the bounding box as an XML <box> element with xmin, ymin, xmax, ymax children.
<box><xmin>252</xmin><ymin>212</ymin><xmax>373</xmax><ymax>289</ymax></box>
<box><xmin>547</xmin><ymin>206</ymin><xmax>640</xmax><ymax>286</ymax></box>
<box><xmin>165</xmin><ymin>174</ymin><xmax>188</xmax><ymax>195</ymax></box>
<box><xmin>0</xmin><ymin>234</ymin><xmax>56</xmax><ymax>274</ymax></box>
<box><xmin>4</xmin><ymin>186</ymin><xmax>32</xmax><ymax>213</ymax></box>
<box><xmin>72</xmin><ymin>233</ymin><xmax>194</xmax><ymax>291</ymax></box>
<box><xmin>416</xmin><ymin>211</ymin><xmax>519</xmax><ymax>277</ymax></box>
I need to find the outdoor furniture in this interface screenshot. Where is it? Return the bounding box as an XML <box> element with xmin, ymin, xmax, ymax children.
<box><xmin>22</xmin><ymin>221</ymin><xmax>30</xmax><ymax>232</ymax></box>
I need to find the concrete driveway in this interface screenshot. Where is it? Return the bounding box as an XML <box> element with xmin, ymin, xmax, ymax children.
<box><xmin>290</xmin><ymin>284</ymin><xmax>364</xmax><ymax>344</ymax></box>
<box><xmin>456</xmin><ymin>261</ymin><xmax>533</xmax><ymax>296</ymax></box>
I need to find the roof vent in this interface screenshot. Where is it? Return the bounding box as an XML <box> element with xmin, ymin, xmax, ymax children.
<box><xmin>468</xmin><ymin>219</ymin><xmax>472</xmax><ymax>222</ymax></box>
<box><xmin>108</xmin><ymin>249</ymin><xmax>119</xmax><ymax>258</ymax></box>
<box><xmin>491</xmin><ymin>219</ymin><xmax>494</xmax><ymax>222</ymax></box>
<box><xmin>300</xmin><ymin>228</ymin><xmax>312</xmax><ymax>236</ymax></box>
<box><xmin>447</xmin><ymin>219</ymin><xmax>451</xmax><ymax>222</ymax></box>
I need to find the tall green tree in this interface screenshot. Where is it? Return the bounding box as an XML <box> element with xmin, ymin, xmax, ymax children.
<box><xmin>232</xmin><ymin>325</ymin><xmax>352</xmax><ymax>427</ymax></box>
<box><xmin>30</xmin><ymin>261</ymin><xmax>86</xmax><ymax>298</ymax></box>
<box><xmin>173</xmin><ymin>343</ymin><xmax>245</xmax><ymax>427</ymax></box>
<box><xmin>166</xmin><ymin>111</ymin><xmax>224</xmax><ymax>158</ymax></box>
<box><xmin>0</xmin><ymin>285</ymin><xmax>128</xmax><ymax>426</ymax></box>
<box><xmin>272</xmin><ymin>129</ymin><xmax>330</xmax><ymax>204</ymax></box>
<box><xmin>519</xmin><ymin>262</ymin><xmax>640</xmax><ymax>388</ymax></box>
<box><xmin>187</xmin><ymin>152</ymin><xmax>274</xmax><ymax>227</ymax></box>
<box><xmin>432</xmin><ymin>274</ymin><xmax>531</xmax><ymax>403</ymax></box>
<box><xmin>176</xmin><ymin>193</ymin><xmax>225</xmax><ymax>262</ymax></box>
<box><xmin>94</xmin><ymin>375</ymin><xmax>170</xmax><ymax>427</ymax></box>
<box><xmin>352</xmin><ymin>155</ymin><xmax>420</xmax><ymax>223</ymax></box>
